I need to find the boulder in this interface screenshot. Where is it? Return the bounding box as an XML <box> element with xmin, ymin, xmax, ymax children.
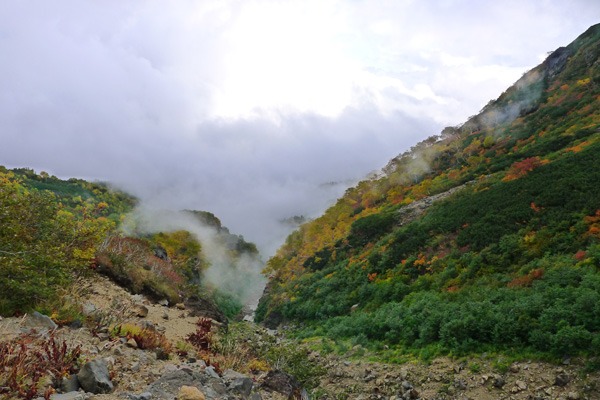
<box><xmin>145</xmin><ymin>368</ymin><xmax>207</xmax><ymax>399</ymax></box>
<box><xmin>555</xmin><ymin>373</ymin><xmax>571</xmax><ymax>387</ymax></box>
<box><xmin>77</xmin><ymin>358</ymin><xmax>114</xmax><ymax>394</ymax></box>
<box><xmin>133</xmin><ymin>304</ymin><xmax>149</xmax><ymax>318</ymax></box>
<box><xmin>222</xmin><ymin>369</ymin><xmax>248</xmax><ymax>381</ymax></box>
<box><xmin>23</xmin><ymin>311</ymin><xmax>57</xmax><ymax>332</ymax></box>
<box><xmin>178</xmin><ymin>385</ymin><xmax>206</xmax><ymax>400</ymax></box>
<box><xmin>261</xmin><ymin>370</ymin><xmax>304</xmax><ymax>398</ymax></box>
<box><xmin>205</xmin><ymin>366</ymin><xmax>220</xmax><ymax>379</ymax></box>
<box><xmin>60</xmin><ymin>374</ymin><xmax>80</xmax><ymax>393</ymax></box>
<box><xmin>230</xmin><ymin>377</ymin><xmax>253</xmax><ymax>397</ymax></box>
<box><xmin>128</xmin><ymin>393</ymin><xmax>152</xmax><ymax>400</ymax></box>
<box><xmin>185</xmin><ymin>295</ymin><xmax>227</xmax><ymax>326</ymax></box>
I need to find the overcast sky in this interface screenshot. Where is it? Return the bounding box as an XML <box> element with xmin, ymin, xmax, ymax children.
<box><xmin>1</xmin><ymin>1</ymin><xmax>599</xmax><ymax>255</ymax></box>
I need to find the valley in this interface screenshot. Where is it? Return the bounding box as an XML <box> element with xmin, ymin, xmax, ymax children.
<box><xmin>1</xmin><ymin>20</ymin><xmax>600</xmax><ymax>400</ymax></box>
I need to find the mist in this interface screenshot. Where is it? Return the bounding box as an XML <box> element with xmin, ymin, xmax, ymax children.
<box><xmin>1</xmin><ymin>1</ymin><xmax>599</xmax><ymax>259</ymax></box>
<box><xmin>121</xmin><ymin>207</ymin><xmax>266</xmax><ymax>308</ymax></box>
<box><xmin>106</xmin><ymin>108</ymin><xmax>433</xmax><ymax>256</ymax></box>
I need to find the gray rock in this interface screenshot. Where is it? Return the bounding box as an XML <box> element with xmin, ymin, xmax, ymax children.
<box><xmin>132</xmin><ymin>294</ymin><xmax>146</xmax><ymax>303</ymax></box>
<box><xmin>399</xmin><ymin>369</ymin><xmax>409</xmax><ymax>380</ymax></box>
<box><xmin>145</xmin><ymin>369</ymin><xmax>208</xmax><ymax>400</ymax></box>
<box><xmin>211</xmin><ymin>381</ymin><xmax>227</xmax><ymax>395</ymax></box>
<box><xmin>77</xmin><ymin>358</ymin><xmax>114</xmax><ymax>394</ymax></box>
<box><xmin>454</xmin><ymin>378</ymin><xmax>467</xmax><ymax>390</ymax></box>
<box><xmin>133</xmin><ymin>304</ymin><xmax>149</xmax><ymax>318</ymax></box>
<box><xmin>205</xmin><ymin>366</ymin><xmax>220</xmax><ymax>379</ymax></box>
<box><xmin>249</xmin><ymin>394</ymin><xmax>263</xmax><ymax>400</ymax></box>
<box><xmin>515</xmin><ymin>380</ymin><xmax>527</xmax><ymax>390</ymax></box>
<box><xmin>23</xmin><ymin>311</ymin><xmax>57</xmax><ymax>332</ymax></box>
<box><xmin>140</xmin><ymin>320</ymin><xmax>156</xmax><ymax>330</ymax></box>
<box><xmin>154</xmin><ymin>246</ymin><xmax>168</xmax><ymax>260</ymax></box>
<box><xmin>61</xmin><ymin>374</ymin><xmax>80</xmax><ymax>393</ymax></box>
<box><xmin>230</xmin><ymin>377</ymin><xmax>253</xmax><ymax>397</ymax></box>
<box><xmin>50</xmin><ymin>392</ymin><xmax>85</xmax><ymax>400</ymax></box>
<box><xmin>493</xmin><ymin>376</ymin><xmax>506</xmax><ymax>388</ymax></box>
<box><xmin>128</xmin><ymin>392</ymin><xmax>153</xmax><ymax>400</ymax></box>
<box><xmin>261</xmin><ymin>370</ymin><xmax>303</xmax><ymax>398</ymax></box>
<box><xmin>222</xmin><ymin>369</ymin><xmax>248</xmax><ymax>381</ymax></box>
<box><xmin>82</xmin><ymin>302</ymin><xmax>97</xmax><ymax>316</ymax></box>
<box><xmin>555</xmin><ymin>373</ymin><xmax>571</xmax><ymax>387</ymax></box>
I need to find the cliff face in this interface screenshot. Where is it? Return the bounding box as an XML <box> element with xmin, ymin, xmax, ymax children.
<box><xmin>256</xmin><ymin>23</ymin><xmax>600</xmax><ymax>357</ymax></box>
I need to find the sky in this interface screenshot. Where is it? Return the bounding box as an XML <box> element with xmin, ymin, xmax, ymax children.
<box><xmin>1</xmin><ymin>0</ymin><xmax>599</xmax><ymax>256</ymax></box>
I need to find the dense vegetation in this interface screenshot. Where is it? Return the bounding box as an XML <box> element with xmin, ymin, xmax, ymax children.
<box><xmin>257</xmin><ymin>24</ymin><xmax>600</xmax><ymax>359</ymax></box>
<box><xmin>0</xmin><ymin>168</ymin><xmax>134</xmax><ymax>316</ymax></box>
<box><xmin>0</xmin><ymin>168</ymin><xmax>261</xmax><ymax>321</ymax></box>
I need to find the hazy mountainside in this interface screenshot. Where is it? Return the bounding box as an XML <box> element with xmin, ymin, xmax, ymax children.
<box><xmin>0</xmin><ymin>167</ymin><xmax>261</xmax><ymax>321</ymax></box>
<box><xmin>256</xmin><ymin>23</ymin><xmax>600</xmax><ymax>358</ymax></box>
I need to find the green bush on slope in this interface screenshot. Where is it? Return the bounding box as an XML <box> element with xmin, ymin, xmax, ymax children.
<box><xmin>0</xmin><ymin>170</ymin><xmax>117</xmax><ymax>315</ymax></box>
<box><xmin>257</xmin><ymin>23</ymin><xmax>600</xmax><ymax>359</ymax></box>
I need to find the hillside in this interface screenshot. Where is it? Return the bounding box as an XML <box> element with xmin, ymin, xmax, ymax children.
<box><xmin>0</xmin><ymin>167</ymin><xmax>261</xmax><ymax>322</ymax></box>
<box><xmin>256</xmin><ymin>23</ymin><xmax>600</xmax><ymax>361</ymax></box>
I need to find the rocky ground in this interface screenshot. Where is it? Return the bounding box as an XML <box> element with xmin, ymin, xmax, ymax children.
<box><xmin>311</xmin><ymin>352</ymin><xmax>600</xmax><ymax>399</ymax></box>
<box><xmin>1</xmin><ymin>275</ymin><xmax>599</xmax><ymax>400</ymax></box>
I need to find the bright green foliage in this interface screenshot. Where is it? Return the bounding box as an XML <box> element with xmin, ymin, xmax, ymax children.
<box><xmin>257</xmin><ymin>23</ymin><xmax>600</xmax><ymax>358</ymax></box>
<box><xmin>8</xmin><ymin>167</ymin><xmax>136</xmax><ymax>224</ymax></box>
<box><xmin>0</xmin><ymin>170</ymin><xmax>121</xmax><ymax>315</ymax></box>
<box><xmin>0</xmin><ymin>167</ymin><xmax>260</xmax><ymax>320</ymax></box>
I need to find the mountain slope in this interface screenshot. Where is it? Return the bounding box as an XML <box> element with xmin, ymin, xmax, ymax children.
<box><xmin>0</xmin><ymin>168</ymin><xmax>262</xmax><ymax>322</ymax></box>
<box><xmin>256</xmin><ymin>24</ymin><xmax>600</xmax><ymax>358</ymax></box>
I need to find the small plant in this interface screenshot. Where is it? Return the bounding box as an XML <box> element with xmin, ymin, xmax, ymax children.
<box><xmin>186</xmin><ymin>318</ymin><xmax>225</xmax><ymax>373</ymax></box>
<box><xmin>110</xmin><ymin>323</ymin><xmax>142</xmax><ymax>338</ymax></box>
<box><xmin>0</xmin><ymin>333</ymin><xmax>82</xmax><ymax>399</ymax></box>
<box><xmin>264</xmin><ymin>344</ymin><xmax>326</xmax><ymax>390</ymax></box>
<box><xmin>111</xmin><ymin>323</ymin><xmax>172</xmax><ymax>356</ymax></box>
<box><xmin>186</xmin><ymin>318</ymin><xmax>214</xmax><ymax>352</ymax></box>
<box><xmin>132</xmin><ymin>329</ymin><xmax>172</xmax><ymax>353</ymax></box>
<box><xmin>469</xmin><ymin>362</ymin><xmax>481</xmax><ymax>373</ymax></box>
<box><xmin>493</xmin><ymin>358</ymin><xmax>511</xmax><ymax>374</ymax></box>
<box><xmin>247</xmin><ymin>358</ymin><xmax>270</xmax><ymax>373</ymax></box>
<box><xmin>175</xmin><ymin>341</ymin><xmax>194</xmax><ymax>358</ymax></box>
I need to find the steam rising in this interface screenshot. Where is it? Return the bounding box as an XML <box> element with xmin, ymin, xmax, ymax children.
<box><xmin>122</xmin><ymin>206</ymin><xmax>266</xmax><ymax>307</ymax></box>
<box><xmin>478</xmin><ymin>69</ymin><xmax>544</xmax><ymax>130</ymax></box>
<box><xmin>1</xmin><ymin>0</ymin><xmax>597</xmax><ymax>272</ymax></box>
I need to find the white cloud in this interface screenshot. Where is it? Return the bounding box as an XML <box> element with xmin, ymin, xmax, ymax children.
<box><xmin>0</xmin><ymin>0</ymin><xmax>599</xmax><ymax>256</ymax></box>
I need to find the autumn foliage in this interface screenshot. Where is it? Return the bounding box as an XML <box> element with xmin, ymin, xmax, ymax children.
<box><xmin>502</xmin><ymin>157</ymin><xmax>547</xmax><ymax>182</ymax></box>
<box><xmin>256</xmin><ymin>23</ymin><xmax>600</xmax><ymax>358</ymax></box>
<box><xmin>507</xmin><ymin>268</ymin><xmax>544</xmax><ymax>288</ymax></box>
